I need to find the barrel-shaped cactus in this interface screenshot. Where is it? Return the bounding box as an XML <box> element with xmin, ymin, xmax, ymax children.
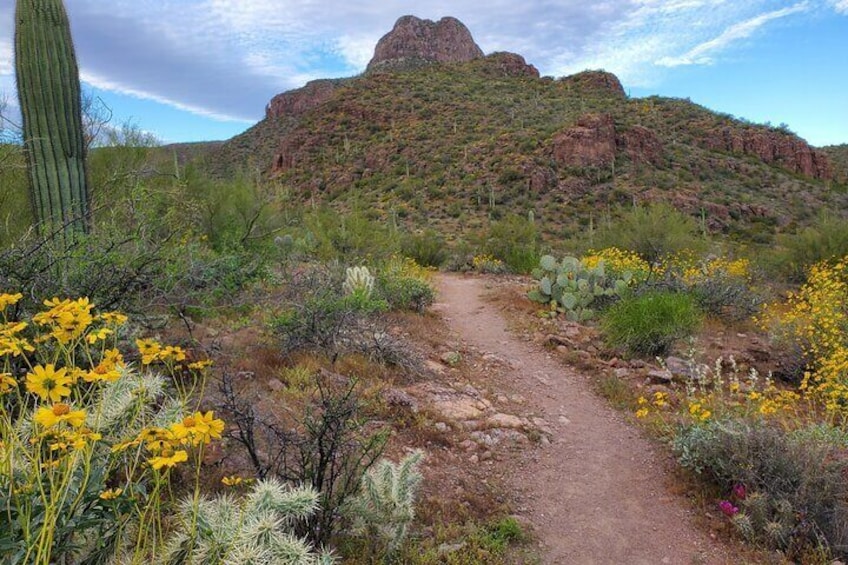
<box><xmin>15</xmin><ymin>0</ymin><xmax>90</xmax><ymax>241</ymax></box>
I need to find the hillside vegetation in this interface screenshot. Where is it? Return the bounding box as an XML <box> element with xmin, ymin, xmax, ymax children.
<box><xmin>198</xmin><ymin>57</ymin><xmax>844</xmax><ymax>248</ymax></box>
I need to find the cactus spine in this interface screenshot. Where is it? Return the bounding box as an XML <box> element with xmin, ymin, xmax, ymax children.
<box><xmin>15</xmin><ymin>0</ymin><xmax>90</xmax><ymax>241</ymax></box>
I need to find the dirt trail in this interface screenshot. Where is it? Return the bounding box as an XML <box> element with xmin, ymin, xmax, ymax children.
<box><xmin>435</xmin><ymin>274</ymin><xmax>734</xmax><ymax>565</ymax></box>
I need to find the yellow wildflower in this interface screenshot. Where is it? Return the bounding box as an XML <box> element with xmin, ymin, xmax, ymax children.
<box><xmin>99</xmin><ymin>311</ymin><xmax>128</xmax><ymax>326</ymax></box>
<box><xmin>136</xmin><ymin>338</ymin><xmax>162</xmax><ymax>365</ymax></box>
<box><xmin>0</xmin><ymin>292</ymin><xmax>23</xmax><ymax>311</ymax></box>
<box><xmin>221</xmin><ymin>475</ymin><xmax>243</xmax><ymax>486</ymax></box>
<box><xmin>635</xmin><ymin>407</ymin><xmax>649</xmax><ymax>418</ymax></box>
<box><xmin>34</xmin><ymin>403</ymin><xmax>87</xmax><ymax>428</ymax></box>
<box><xmin>86</xmin><ymin>327</ymin><xmax>113</xmax><ymax>344</ymax></box>
<box><xmin>0</xmin><ymin>373</ymin><xmax>17</xmax><ymax>394</ymax></box>
<box><xmin>188</xmin><ymin>359</ymin><xmax>213</xmax><ymax>370</ymax></box>
<box><xmin>99</xmin><ymin>488</ymin><xmax>123</xmax><ymax>500</ymax></box>
<box><xmin>149</xmin><ymin>449</ymin><xmax>188</xmax><ymax>470</ymax></box>
<box><xmin>26</xmin><ymin>364</ymin><xmax>72</xmax><ymax>402</ymax></box>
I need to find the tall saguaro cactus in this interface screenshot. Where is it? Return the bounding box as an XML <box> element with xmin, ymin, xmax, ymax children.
<box><xmin>14</xmin><ymin>0</ymin><xmax>90</xmax><ymax>242</ymax></box>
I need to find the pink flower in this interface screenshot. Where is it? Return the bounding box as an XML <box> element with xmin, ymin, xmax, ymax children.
<box><xmin>732</xmin><ymin>484</ymin><xmax>747</xmax><ymax>500</ymax></box>
<box><xmin>719</xmin><ymin>500</ymin><xmax>739</xmax><ymax>517</ymax></box>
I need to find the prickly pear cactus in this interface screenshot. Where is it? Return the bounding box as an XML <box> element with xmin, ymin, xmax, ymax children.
<box><xmin>528</xmin><ymin>254</ymin><xmax>631</xmax><ymax>321</ymax></box>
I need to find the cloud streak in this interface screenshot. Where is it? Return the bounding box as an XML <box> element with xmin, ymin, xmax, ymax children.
<box><xmin>655</xmin><ymin>3</ymin><xmax>810</xmax><ymax>67</ymax></box>
<box><xmin>0</xmin><ymin>1</ymin><xmax>844</xmax><ymax>124</ymax></box>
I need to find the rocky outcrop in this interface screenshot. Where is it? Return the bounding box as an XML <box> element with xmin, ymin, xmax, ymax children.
<box><xmin>367</xmin><ymin>15</ymin><xmax>483</xmax><ymax>71</ymax></box>
<box><xmin>479</xmin><ymin>52</ymin><xmax>540</xmax><ymax>78</ymax></box>
<box><xmin>559</xmin><ymin>70</ymin><xmax>626</xmax><ymax>98</ymax></box>
<box><xmin>552</xmin><ymin>114</ymin><xmax>617</xmax><ymax>168</ymax></box>
<box><xmin>265</xmin><ymin>79</ymin><xmax>344</xmax><ymax>120</ymax></box>
<box><xmin>700</xmin><ymin>127</ymin><xmax>831</xmax><ymax>179</ymax></box>
<box><xmin>617</xmin><ymin>125</ymin><xmax>664</xmax><ymax>166</ymax></box>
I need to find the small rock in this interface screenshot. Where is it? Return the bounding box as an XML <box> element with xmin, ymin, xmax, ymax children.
<box><xmin>629</xmin><ymin>359</ymin><xmax>648</xmax><ymax>369</ymax></box>
<box><xmin>382</xmin><ymin>388</ymin><xmax>420</xmax><ymax>412</ymax></box>
<box><xmin>646</xmin><ymin>369</ymin><xmax>674</xmax><ymax>383</ymax></box>
<box><xmin>479</xmin><ymin>450</ymin><xmax>493</xmax><ymax>461</ymax></box>
<box><xmin>487</xmin><ymin>413</ymin><xmax>525</xmax><ymax>429</ymax></box>
<box><xmin>440</xmin><ymin>351</ymin><xmax>462</xmax><ymax>366</ymax></box>
<box><xmin>556</xmin><ymin>345</ymin><xmax>570</xmax><ymax>354</ymax></box>
<box><xmin>425</xmin><ymin>359</ymin><xmax>446</xmax><ymax>374</ymax></box>
<box><xmin>267</xmin><ymin>377</ymin><xmax>285</xmax><ymax>392</ymax></box>
<box><xmin>459</xmin><ymin>439</ymin><xmax>476</xmax><ymax>451</ymax></box>
<box><xmin>613</xmin><ymin>367</ymin><xmax>630</xmax><ymax>379</ymax></box>
<box><xmin>558</xmin><ymin>415</ymin><xmax>571</xmax><ymax>425</ymax></box>
<box><xmin>434</xmin><ymin>422</ymin><xmax>449</xmax><ymax>432</ymax></box>
<box><xmin>469</xmin><ymin>454</ymin><xmax>479</xmax><ymax>464</ymax></box>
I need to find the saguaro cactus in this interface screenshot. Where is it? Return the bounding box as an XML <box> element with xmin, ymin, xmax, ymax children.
<box><xmin>15</xmin><ymin>0</ymin><xmax>90</xmax><ymax>241</ymax></box>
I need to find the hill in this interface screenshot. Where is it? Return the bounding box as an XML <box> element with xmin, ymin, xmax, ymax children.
<box><xmin>199</xmin><ymin>15</ymin><xmax>844</xmax><ymax>245</ymax></box>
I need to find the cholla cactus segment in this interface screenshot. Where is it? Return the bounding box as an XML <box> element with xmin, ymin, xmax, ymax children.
<box><xmin>159</xmin><ymin>479</ymin><xmax>328</xmax><ymax>565</ymax></box>
<box><xmin>350</xmin><ymin>450</ymin><xmax>424</xmax><ymax>556</ymax></box>
<box><xmin>343</xmin><ymin>266</ymin><xmax>374</xmax><ymax>299</ymax></box>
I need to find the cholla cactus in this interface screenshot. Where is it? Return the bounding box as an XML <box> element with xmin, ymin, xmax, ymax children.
<box><xmin>159</xmin><ymin>478</ymin><xmax>334</xmax><ymax>565</ymax></box>
<box><xmin>349</xmin><ymin>450</ymin><xmax>424</xmax><ymax>557</ymax></box>
<box><xmin>343</xmin><ymin>266</ymin><xmax>374</xmax><ymax>299</ymax></box>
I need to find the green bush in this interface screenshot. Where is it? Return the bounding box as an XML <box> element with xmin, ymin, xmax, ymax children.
<box><xmin>376</xmin><ymin>258</ymin><xmax>435</xmax><ymax>313</ymax></box>
<box><xmin>401</xmin><ymin>229</ymin><xmax>448</xmax><ymax>268</ymax></box>
<box><xmin>673</xmin><ymin>419</ymin><xmax>848</xmax><ymax>558</ymax></box>
<box><xmin>601</xmin><ymin>290</ymin><xmax>702</xmax><ymax>356</ymax></box>
<box><xmin>773</xmin><ymin>211</ymin><xmax>848</xmax><ymax>282</ymax></box>
<box><xmin>595</xmin><ymin>203</ymin><xmax>707</xmax><ymax>264</ymax></box>
<box><xmin>482</xmin><ymin>214</ymin><xmax>540</xmax><ymax>274</ymax></box>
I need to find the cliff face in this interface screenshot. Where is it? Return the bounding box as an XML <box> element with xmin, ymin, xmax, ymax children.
<box><xmin>265</xmin><ymin>79</ymin><xmax>345</xmax><ymax>120</ymax></box>
<box><xmin>698</xmin><ymin>127</ymin><xmax>831</xmax><ymax>180</ymax></box>
<box><xmin>367</xmin><ymin>15</ymin><xmax>483</xmax><ymax>71</ymax></box>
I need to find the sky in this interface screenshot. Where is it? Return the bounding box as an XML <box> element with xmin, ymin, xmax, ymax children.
<box><xmin>0</xmin><ymin>1</ymin><xmax>846</xmax><ymax>146</ymax></box>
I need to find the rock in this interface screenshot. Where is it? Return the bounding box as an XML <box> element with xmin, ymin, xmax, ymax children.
<box><xmin>438</xmin><ymin>541</ymin><xmax>467</xmax><ymax>554</ymax></box>
<box><xmin>265</xmin><ymin>79</ymin><xmax>343</xmax><ymax>120</ymax></box>
<box><xmin>552</xmin><ymin>113</ymin><xmax>616</xmax><ymax>169</ymax></box>
<box><xmin>486</xmin><ymin>413</ymin><xmax>526</xmax><ymax>429</ymax></box>
<box><xmin>630</xmin><ymin>359</ymin><xmax>648</xmax><ymax>369</ymax></box>
<box><xmin>618</xmin><ymin>125</ymin><xmax>664</xmax><ymax>166</ymax></box>
<box><xmin>267</xmin><ymin>377</ymin><xmax>284</xmax><ymax>392</ymax></box>
<box><xmin>664</xmin><ymin>356</ymin><xmax>690</xmax><ymax>376</ymax></box>
<box><xmin>646</xmin><ymin>369</ymin><xmax>674</xmax><ymax>383</ymax></box>
<box><xmin>434</xmin><ymin>422</ymin><xmax>449</xmax><ymax>432</ymax></box>
<box><xmin>698</xmin><ymin>125</ymin><xmax>831</xmax><ymax>180</ymax></box>
<box><xmin>425</xmin><ymin>359</ymin><xmax>447</xmax><ymax>374</ymax></box>
<box><xmin>434</xmin><ymin>398</ymin><xmax>488</xmax><ymax>420</ymax></box>
<box><xmin>441</xmin><ymin>351</ymin><xmax>462</xmax><ymax>367</ymax></box>
<box><xmin>382</xmin><ymin>388</ymin><xmax>420</xmax><ymax>412</ymax></box>
<box><xmin>613</xmin><ymin>367</ymin><xmax>630</xmax><ymax>379</ymax></box>
<box><xmin>559</xmin><ymin>70</ymin><xmax>626</xmax><ymax>98</ymax></box>
<box><xmin>367</xmin><ymin>16</ymin><xmax>483</xmax><ymax>72</ymax></box>
<box><xmin>479</xmin><ymin>52</ymin><xmax>540</xmax><ymax>78</ymax></box>
<box><xmin>459</xmin><ymin>439</ymin><xmax>476</xmax><ymax>451</ymax></box>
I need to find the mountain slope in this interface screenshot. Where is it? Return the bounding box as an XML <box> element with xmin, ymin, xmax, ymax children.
<box><xmin>201</xmin><ymin>16</ymin><xmax>843</xmax><ymax>245</ymax></box>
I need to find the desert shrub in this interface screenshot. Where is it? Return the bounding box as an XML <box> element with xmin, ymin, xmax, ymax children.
<box><xmin>0</xmin><ymin>294</ymin><xmax>220</xmax><ymax>564</ymax></box>
<box><xmin>0</xmin><ymin>228</ymin><xmax>268</xmax><ymax>318</ymax></box>
<box><xmin>272</xmin><ymin>264</ymin><xmax>388</xmax><ymax>357</ymax></box>
<box><xmin>662</xmin><ymin>254</ymin><xmax>762</xmax><ymax>322</ymax></box>
<box><xmin>581</xmin><ymin>247</ymin><xmax>652</xmax><ymax>284</ymax></box>
<box><xmin>219</xmin><ymin>371</ymin><xmax>388</xmax><ymax>545</ymax></box>
<box><xmin>673</xmin><ymin>419</ymin><xmax>848</xmax><ymax>557</ymax></box>
<box><xmin>481</xmin><ymin>214</ymin><xmax>540</xmax><ymax>274</ymax></box>
<box><xmin>758</xmin><ymin>257</ymin><xmax>848</xmax><ymax>407</ymax></box>
<box><xmin>773</xmin><ymin>211</ymin><xmax>848</xmax><ymax>282</ymax></box>
<box><xmin>376</xmin><ymin>256</ymin><xmax>435</xmax><ymax>313</ymax></box>
<box><xmin>601</xmin><ymin>291</ymin><xmax>702</xmax><ymax>356</ymax></box>
<box><xmin>595</xmin><ymin>203</ymin><xmax>707</xmax><ymax>264</ymax></box>
<box><xmin>303</xmin><ymin>207</ymin><xmax>400</xmax><ymax>261</ymax></box>
<box><xmin>401</xmin><ymin>229</ymin><xmax>448</xmax><ymax>268</ymax></box>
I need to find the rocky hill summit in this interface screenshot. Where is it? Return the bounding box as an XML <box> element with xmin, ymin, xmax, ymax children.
<box><xmin>367</xmin><ymin>15</ymin><xmax>483</xmax><ymax>71</ymax></box>
<box><xmin>201</xmin><ymin>14</ymin><xmax>842</xmax><ymax>243</ymax></box>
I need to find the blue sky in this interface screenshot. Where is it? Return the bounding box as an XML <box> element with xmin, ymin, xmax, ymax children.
<box><xmin>1</xmin><ymin>1</ymin><xmax>846</xmax><ymax>146</ymax></box>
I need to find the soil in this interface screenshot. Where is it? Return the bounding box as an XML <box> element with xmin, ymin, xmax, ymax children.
<box><xmin>434</xmin><ymin>273</ymin><xmax>736</xmax><ymax>565</ymax></box>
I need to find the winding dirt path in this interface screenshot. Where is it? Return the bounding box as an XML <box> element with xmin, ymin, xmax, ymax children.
<box><xmin>435</xmin><ymin>274</ymin><xmax>735</xmax><ymax>565</ymax></box>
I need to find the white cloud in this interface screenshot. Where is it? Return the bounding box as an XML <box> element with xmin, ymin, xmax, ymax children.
<box><xmin>655</xmin><ymin>3</ymin><xmax>810</xmax><ymax>67</ymax></box>
<box><xmin>830</xmin><ymin>0</ymin><xmax>848</xmax><ymax>12</ymax></box>
<box><xmin>0</xmin><ymin>0</ymin><xmax>843</xmax><ymax>124</ymax></box>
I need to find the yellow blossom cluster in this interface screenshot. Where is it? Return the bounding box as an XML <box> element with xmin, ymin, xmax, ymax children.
<box><xmin>471</xmin><ymin>254</ymin><xmax>505</xmax><ymax>273</ymax></box>
<box><xmin>135</xmin><ymin>338</ymin><xmax>187</xmax><ymax>365</ymax></box>
<box><xmin>113</xmin><ymin>411</ymin><xmax>224</xmax><ymax>470</ymax></box>
<box><xmin>760</xmin><ymin>259</ymin><xmax>848</xmax><ymax>421</ymax></box>
<box><xmin>582</xmin><ymin>247</ymin><xmax>651</xmax><ymax>283</ymax></box>
<box><xmin>660</xmin><ymin>253</ymin><xmax>750</xmax><ymax>285</ymax></box>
